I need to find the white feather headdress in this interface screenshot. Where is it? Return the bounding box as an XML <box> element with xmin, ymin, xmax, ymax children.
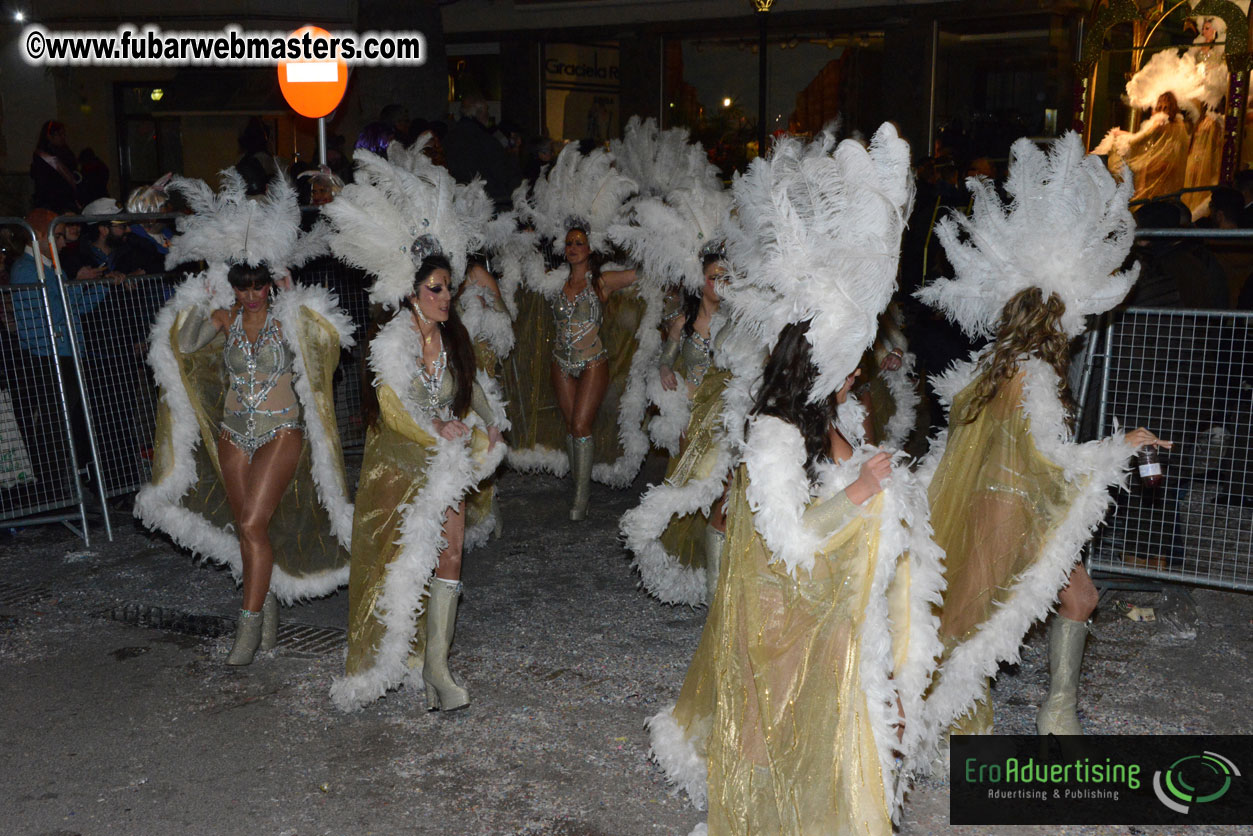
<box><xmin>608</xmin><ymin>185</ymin><xmax>731</xmax><ymax>292</ymax></box>
<box><xmin>721</xmin><ymin>123</ymin><xmax>915</xmax><ymax>403</ymax></box>
<box><xmin>514</xmin><ymin>144</ymin><xmax>637</xmax><ymax>254</ymax></box>
<box><xmin>916</xmin><ymin>132</ymin><xmax>1138</xmax><ymax>340</ymax></box>
<box><xmin>610</xmin><ymin>116</ymin><xmax>721</xmax><ymax>198</ymax></box>
<box><xmin>1126</xmin><ymin>48</ymin><xmax>1227</xmax><ymax>115</ymax></box>
<box><xmin>165</xmin><ymin>170</ymin><xmax>300</xmax><ymax>273</ymax></box>
<box><xmin>322</xmin><ymin>147</ymin><xmax>478</xmax><ymax>307</ymax></box>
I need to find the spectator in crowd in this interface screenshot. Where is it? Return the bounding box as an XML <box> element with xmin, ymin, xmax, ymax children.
<box><xmin>235</xmin><ymin>118</ymin><xmax>278</xmax><ymax>197</ymax></box>
<box><xmin>121</xmin><ymin>180</ymin><xmax>174</xmax><ymax>275</ymax></box>
<box><xmin>523</xmin><ymin>136</ymin><xmax>556</xmax><ymax>184</ymax></box>
<box><xmin>9</xmin><ymin>208</ymin><xmax>118</xmax><ymax>491</ymax></box>
<box><xmin>326</xmin><ymin>133</ymin><xmax>352</xmax><ymax>185</ymax></box>
<box><xmin>1207</xmin><ymin>186</ymin><xmax>1245</xmax><ymax>230</ymax></box>
<box><xmin>444</xmin><ymin>96</ymin><xmax>519</xmax><ymax>208</ymax></box>
<box><xmin>379</xmin><ymin>103</ymin><xmax>412</xmax><ymax>146</ymax></box>
<box><xmin>53</xmin><ymin>218</ymin><xmax>103</xmax><ymax>286</ymax></box>
<box><xmin>77</xmin><ymin>149</ymin><xmax>110</xmax><ymax>205</ymax></box>
<box><xmin>1233</xmin><ymin>168</ymin><xmax>1253</xmax><ymax>225</ymax></box>
<box><xmin>354</xmin><ymin>121</ymin><xmax>394</xmax><ymax>157</ymax></box>
<box><xmin>76</xmin><ymin>198</ymin><xmax>130</xmax><ymax>278</ymax></box>
<box><xmin>1131</xmin><ymin>200</ymin><xmax>1226</xmax><ymax>308</ymax></box>
<box><xmin>30</xmin><ymin>121</ymin><xmax>81</xmax><ymax>213</ymax></box>
<box><xmin>412</xmin><ymin>119</ymin><xmax>448</xmax><ymax>166</ymax></box>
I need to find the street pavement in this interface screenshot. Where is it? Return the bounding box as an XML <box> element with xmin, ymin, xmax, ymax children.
<box><xmin>1</xmin><ymin>461</ymin><xmax>1250</xmax><ymax>836</ymax></box>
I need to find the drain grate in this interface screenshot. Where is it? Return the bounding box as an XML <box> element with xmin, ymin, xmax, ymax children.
<box><xmin>97</xmin><ymin>603</ymin><xmax>346</xmax><ymax>654</ymax></box>
<box><xmin>0</xmin><ymin>581</ymin><xmax>54</xmax><ymax>608</ymax></box>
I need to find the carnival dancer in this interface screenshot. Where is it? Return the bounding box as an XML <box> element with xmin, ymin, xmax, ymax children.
<box><xmin>135</xmin><ymin>172</ymin><xmax>355</xmax><ymax>665</ymax></box>
<box><xmin>322</xmin><ymin>148</ymin><xmax>508</xmax><ymax>712</ymax></box>
<box><xmin>647</xmin><ymin>126</ymin><xmax>945</xmax><ymax>834</ymax></box>
<box><xmin>916</xmin><ymin>133</ymin><xmax>1171</xmax><ymax>748</ymax></box>
<box><xmin>505</xmin><ymin>144</ymin><xmax>649</xmax><ymax>521</ymax></box>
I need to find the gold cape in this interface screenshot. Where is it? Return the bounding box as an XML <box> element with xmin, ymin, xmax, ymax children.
<box><xmin>920</xmin><ymin>357</ymin><xmax>1131</xmax><ymax>742</ymax></box>
<box><xmin>621</xmin><ymin>367</ymin><xmax>731</xmax><ymax>606</ymax></box>
<box><xmin>134</xmin><ymin>281</ymin><xmax>353</xmax><ymax>603</ymax></box>
<box><xmin>650</xmin><ymin>423</ymin><xmax>945</xmax><ymax>833</ymax></box>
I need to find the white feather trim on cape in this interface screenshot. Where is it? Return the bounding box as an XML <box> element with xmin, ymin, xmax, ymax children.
<box><xmin>881</xmin><ymin>352</ymin><xmax>920</xmax><ymax>449</ymax></box>
<box><xmin>646</xmin><ymin>703</ymin><xmax>709</xmax><ymax>810</ymax></box>
<box><xmin>133</xmin><ymin>277</ymin><xmax>353</xmax><ymax>604</ymax></box>
<box><xmin>741</xmin><ymin>416</ymin><xmax>828</xmax><ymax>577</ymax></box>
<box><xmin>917</xmin><ymin>355</ymin><xmax>1132</xmax><ymax>759</ymax></box>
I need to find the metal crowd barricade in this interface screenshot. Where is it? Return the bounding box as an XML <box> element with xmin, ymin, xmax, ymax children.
<box><xmin>293</xmin><ymin>251</ymin><xmax>371</xmax><ymax>453</ymax></box>
<box><xmin>1087</xmin><ymin>229</ymin><xmax>1253</xmax><ymax>591</ymax></box>
<box><xmin>49</xmin><ymin>211</ymin><xmax>183</xmax><ymax>542</ymax></box>
<box><xmin>0</xmin><ymin>218</ymin><xmax>90</xmax><ymax>542</ymax></box>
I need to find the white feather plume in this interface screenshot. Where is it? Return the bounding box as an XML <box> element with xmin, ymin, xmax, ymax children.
<box><xmin>721</xmin><ymin>123</ymin><xmax>915</xmax><ymax>403</ymax></box>
<box><xmin>1126</xmin><ymin>48</ymin><xmax>1227</xmax><ymax>115</ymax></box>
<box><xmin>165</xmin><ymin>171</ymin><xmax>300</xmax><ymax>272</ymax></box>
<box><xmin>916</xmin><ymin>132</ymin><xmax>1138</xmax><ymax>340</ymax></box>
<box><xmin>322</xmin><ymin>148</ymin><xmax>480</xmax><ymax>307</ymax></box>
<box><xmin>609</xmin><ymin>116</ymin><xmax>721</xmax><ymax>198</ymax></box>
<box><xmin>515</xmin><ymin>144</ymin><xmax>637</xmax><ymax>254</ymax></box>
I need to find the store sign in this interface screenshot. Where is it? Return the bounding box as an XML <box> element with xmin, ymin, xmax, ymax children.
<box><xmin>544</xmin><ymin>44</ymin><xmax>619</xmax><ymax>91</ymax></box>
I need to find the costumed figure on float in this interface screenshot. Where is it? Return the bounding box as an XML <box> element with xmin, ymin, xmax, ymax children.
<box><xmin>134</xmin><ymin>172</ymin><xmax>355</xmax><ymax>665</ymax></box>
<box><xmin>1093</xmin><ymin>48</ymin><xmax>1208</xmax><ymax>204</ymax></box>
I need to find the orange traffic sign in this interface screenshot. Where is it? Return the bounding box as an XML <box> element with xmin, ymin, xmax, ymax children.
<box><xmin>277</xmin><ymin>26</ymin><xmax>348</xmax><ymax>119</ymax></box>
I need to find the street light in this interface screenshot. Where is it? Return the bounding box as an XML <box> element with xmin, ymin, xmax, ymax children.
<box><xmin>723</xmin><ymin>97</ymin><xmax>733</xmax><ymax>108</ymax></box>
<box><xmin>752</xmin><ymin>0</ymin><xmax>776</xmax><ymax>158</ymax></box>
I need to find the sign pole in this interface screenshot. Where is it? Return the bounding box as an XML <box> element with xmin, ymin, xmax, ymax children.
<box><xmin>318</xmin><ymin>117</ymin><xmax>328</xmax><ymax>166</ymax></box>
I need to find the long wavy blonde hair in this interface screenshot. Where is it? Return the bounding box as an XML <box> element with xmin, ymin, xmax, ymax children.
<box><xmin>959</xmin><ymin>286</ymin><xmax>1075</xmax><ymax>426</ymax></box>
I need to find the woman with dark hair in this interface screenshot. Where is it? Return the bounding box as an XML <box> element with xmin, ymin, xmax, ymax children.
<box><xmin>30</xmin><ymin>120</ymin><xmax>80</xmax><ymax>212</ymax></box>
<box><xmin>551</xmin><ymin>220</ymin><xmax>637</xmax><ymax>519</ymax></box>
<box><xmin>332</xmin><ymin>252</ymin><xmax>507</xmax><ymax>712</ymax></box>
<box><xmin>136</xmin><ymin>174</ymin><xmax>355</xmax><ymax>668</ymax></box>
<box><xmin>647</xmin><ymin>127</ymin><xmax>938</xmax><ymax>834</ymax></box>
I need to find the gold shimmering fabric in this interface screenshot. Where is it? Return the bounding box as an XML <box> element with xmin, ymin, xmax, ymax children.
<box><xmin>164</xmin><ymin>311</ymin><xmax>349</xmax><ymax>583</ymax></box>
<box><xmin>466</xmin><ymin>338</ymin><xmax>502</xmax><ymax>535</ymax></box>
<box><xmin>344</xmin><ymin>389</ymin><xmax>436</xmax><ymax>677</ymax></box>
<box><xmin>1105</xmin><ymin>116</ymin><xmax>1190</xmax><ymax>203</ymax></box>
<box><xmin>657</xmin><ymin>368</ymin><xmax>731</xmax><ymax>572</ymax></box>
<box><xmin>672</xmin><ymin>468</ymin><xmax>895</xmax><ymax>835</ymax></box>
<box><xmin>504</xmin><ymin>285</ymin><xmax>645</xmax><ymax>463</ymax></box>
<box><xmin>1183</xmin><ymin>112</ymin><xmax>1223</xmax><ymax>216</ymax></box>
<box><xmin>927</xmin><ymin>371</ymin><xmax>1077</xmax><ymax>734</ymax></box>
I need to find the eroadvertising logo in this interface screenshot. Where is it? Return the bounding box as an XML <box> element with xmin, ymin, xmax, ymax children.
<box><xmin>1152</xmin><ymin>751</ymin><xmax>1241</xmax><ymax>814</ymax></box>
<box><xmin>950</xmin><ymin>735</ymin><xmax>1252</xmax><ymax>825</ymax></box>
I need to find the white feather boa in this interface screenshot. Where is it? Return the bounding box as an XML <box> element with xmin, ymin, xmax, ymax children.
<box><xmin>329</xmin><ymin>314</ymin><xmax>507</xmax><ymax>712</ymax></box>
<box><xmin>917</xmin><ymin>354</ymin><xmax>1132</xmax><ymax>758</ymax></box>
<box><xmin>458</xmin><ymin>282</ymin><xmax>515</xmax><ymax>359</ymax></box>
<box><xmin>881</xmin><ymin>352</ymin><xmax>920</xmax><ymax>449</ymax></box>
<box><xmin>133</xmin><ymin>277</ymin><xmax>355</xmax><ymax>604</ymax></box>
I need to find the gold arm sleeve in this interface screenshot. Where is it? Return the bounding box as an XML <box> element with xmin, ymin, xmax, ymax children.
<box><xmin>377</xmin><ymin>385</ymin><xmax>439</xmax><ymax>446</ymax></box>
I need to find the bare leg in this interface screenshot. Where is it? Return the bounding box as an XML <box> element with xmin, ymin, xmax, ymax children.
<box><xmin>1056</xmin><ymin>564</ymin><xmax>1099</xmax><ymax>622</ymax></box>
<box><xmin>434</xmin><ymin>501</ymin><xmax>466</xmax><ymax>581</ymax></box>
<box><xmin>218</xmin><ymin>430</ymin><xmax>303</xmax><ymax>611</ymax></box>
<box><xmin>551</xmin><ymin>361</ymin><xmax>577</xmax><ymax>435</ymax></box>
<box><xmin>569</xmin><ymin>359</ymin><xmax>609</xmax><ymax>438</ymax></box>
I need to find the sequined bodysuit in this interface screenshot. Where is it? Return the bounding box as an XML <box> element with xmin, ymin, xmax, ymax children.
<box><xmin>551</xmin><ymin>283</ymin><xmax>607</xmax><ymax>377</ymax></box>
<box><xmin>410</xmin><ymin>347</ymin><xmax>457</xmax><ymax>423</ymax></box>
<box><xmin>679</xmin><ymin>329</ymin><xmax>713</xmax><ymax>389</ymax></box>
<box><xmin>220</xmin><ymin>308</ymin><xmax>301</xmax><ymax>459</ymax></box>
